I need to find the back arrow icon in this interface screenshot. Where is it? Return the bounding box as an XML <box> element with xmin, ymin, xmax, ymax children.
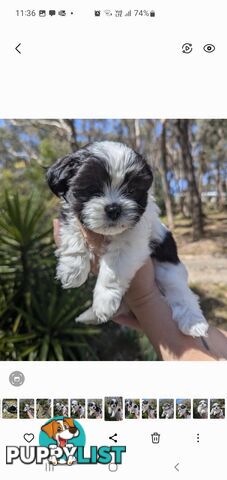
<box><xmin>15</xmin><ymin>43</ymin><xmax>21</xmax><ymax>54</ymax></box>
<box><xmin>174</xmin><ymin>463</ymin><xmax>180</xmax><ymax>472</ymax></box>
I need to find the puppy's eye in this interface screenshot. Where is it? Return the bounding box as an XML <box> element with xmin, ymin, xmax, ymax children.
<box><xmin>57</xmin><ymin>427</ymin><xmax>62</xmax><ymax>432</ymax></box>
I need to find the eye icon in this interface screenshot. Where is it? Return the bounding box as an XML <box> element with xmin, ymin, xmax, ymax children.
<box><xmin>203</xmin><ymin>44</ymin><xmax>215</xmax><ymax>53</ymax></box>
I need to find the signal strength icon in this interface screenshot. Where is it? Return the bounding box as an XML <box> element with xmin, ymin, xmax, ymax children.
<box><xmin>125</xmin><ymin>10</ymin><xmax>131</xmax><ymax>16</ymax></box>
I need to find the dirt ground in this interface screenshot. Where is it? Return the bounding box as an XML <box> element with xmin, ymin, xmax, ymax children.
<box><xmin>172</xmin><ymin>211</ymin><xmax>227</xmax><ymax>330</ymax></box>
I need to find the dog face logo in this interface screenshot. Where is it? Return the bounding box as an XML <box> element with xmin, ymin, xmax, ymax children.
<box><xmin>41</xmin><ymin>418</ymin><xmax>79</xmax><ymax>448</ymax></box>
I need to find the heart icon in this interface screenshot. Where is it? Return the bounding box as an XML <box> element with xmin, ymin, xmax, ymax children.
<box><xmin>24</xmin><ymin>433</ymin><xmax>34</xmax><ymax>443</ymax></box>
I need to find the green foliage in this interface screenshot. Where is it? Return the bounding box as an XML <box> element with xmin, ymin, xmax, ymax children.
<box><xmin>0</xmin><ymin>193</ymin><xmax>100</xmax><ymax>360</ymax></box>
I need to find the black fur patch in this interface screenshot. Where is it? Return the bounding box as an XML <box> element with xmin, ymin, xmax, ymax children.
<box><xmin>46</xmin><ymin>153</ymin><xmax>81</xmax><ymax>198</ymax></box>
<box><xmin>150</xmin><ymin>231</ymin><xmax>180</xmax><ymax>264</ymax></box>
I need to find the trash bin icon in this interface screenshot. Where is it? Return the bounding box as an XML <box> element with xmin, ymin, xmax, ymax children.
<box><xmin>151</xmin><ymin>432</ymin><xmax>160</xmax><ymax>444</ymax></box>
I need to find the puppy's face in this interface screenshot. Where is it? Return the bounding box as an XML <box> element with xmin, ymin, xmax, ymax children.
<box><xmin>198</xmin><ymin>400</ymin><xmax>207</xmax><ymax>409</ymax></box>
<box><xmin>47</xmin><ymin>141</ymin><xmax>153</xmax><ymax>235</ymax></box>
<box><xmin>142</xmin><ymin>400</ymin><xmax>149</xmax><ymax>413</ymax></box>
<box><xmin>131</xmin><ymin>404</ymin><xmax>139</xmax><ymax>415</ymax></box>
<box><xmin>88</xmin><ymin>402</ymin><xmax>99</xmax><ymax>416</ymax></box>
<box><xmin>41</xmin><ymin>418</ymin><xmax>78</xmax><ymax>447</ymax></box>
<box><xmin>178</xmin><ymin>404</ymin><xmax>187</xmax><ymax>416</ymax></box>
<box><xmin>126</xmin><ymin>400</ymin><xmax>133</xmax><ymax>413</ymax></box>
<box><xmin>211</xmin><ymin>403</ymin><xmax>221</xmax><ymax>414</ymax></box>
<box><xmin>108</xmin><ymin>398</ymin><xmax>119</xmax><ymax>414</ymax></box>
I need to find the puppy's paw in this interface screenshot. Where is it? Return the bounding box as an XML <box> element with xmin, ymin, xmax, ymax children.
<box><xmin>184</xmin><ymin>321</ymin><xmax>209</xmax><ymax>337</ymax></box>
<box><xmin>93</xmin><ymin>287</ymin><xmax>122</xmax><ymax>323</ymax></box>
<box><xmin>57</xmin><ymin>255</ymin><xmax>90</xmax><ymax>289</ymax></box>
<box><xmin>76</xmin><ymin>307</ymin><xmax>99</xmax><ymax>325</ymax></box>
<box><xmin>171</xmin><ymin>304</ymin><xmax>209</xmax><ymax>337</ymax></box>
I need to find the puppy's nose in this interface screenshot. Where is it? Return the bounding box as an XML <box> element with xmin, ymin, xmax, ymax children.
<box><xmin>105</xmin><ymin>203</ymin><xmax>121</xmax><ymax>220</ymax></box>
<box><xmin>69</xmin><ymin>427</ymin><xmax>77</xmax><ymax>434</ymax></box>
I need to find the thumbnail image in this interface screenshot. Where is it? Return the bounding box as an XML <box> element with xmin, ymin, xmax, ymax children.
<box><xmin>0</xmin><ymin>119</ymin><xmax>227</xmax><ymax>363</ymax></box>
<box><xmin>125</xmin><ymin>399</ymin><xmax>140</xmax><ymax>419</ymax></box>
<box><xmin>142</xmin><ymin>399</ymin><xmax>157</xmax><ymax>419</ymax></box>
<box><xmin>2</xmin><ymin>399</ymin><xmax>18</xmax><ymax>419</ymax></box>
<box><xmin>87</xmin><ymin>399</ymin><xmax>103</xmax><ymax>419</ymax></box>
<box><xmin>105</xmin><ymin>397</ymin><xmax>123</xmax><ymax>421</ymax></box>
<box><xmin>36</xmin><ymin>399</ymin><xmax>52</xmax><ymax>419</ymax></box>
<box><xmin>176</xmin><ymin>399</ymin><xmax>191</xmax><ymax>419</ymax></box>
<box><xmin>70</xmin><ymin>399</ymin><xmax>85</xmax><ymax>419</ymax></box>
<box><xmin>53</xmin><ymin>399</ymin><xmax>69</xmax><ymax>417</ymax></box>
<box><xmin>159</xmin><ymin>399</ymin><xmax>174</xmax><ymax>419</ymax></box>
<box><xmin>193</xmin><ymin>399</ymin><xmax>208</xmax><ymax>419</ymax></box>
<box><xmin>19</xmin><ymin>399</ymin><xmax>35</xmax><ymax>419</ymax></box>
<box><xmin>210</xmin><ymin>399</ymin><xmax>225</xmax><ymax>419</ymax></box>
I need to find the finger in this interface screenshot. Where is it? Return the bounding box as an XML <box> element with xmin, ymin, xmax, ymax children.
<box><xmin>113</xmin><ymin>313</ymin><xmax>142</xmax><ymax>331</ymax></box>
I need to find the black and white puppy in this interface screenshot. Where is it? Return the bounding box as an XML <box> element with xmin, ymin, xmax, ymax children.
<box><xmin>88</xmin><ymin>402</ymin><xmax>102</xmax><ymax>419</ymax></box>
<box><xmin>47</xmin><ymin>140</ymin><xmax>208</xmax><ymax>337</ymax></box>
<box><xmin>177</xmin><ymin>403</ymin><xmax>191</xmax><ymax>419</ymax></box>
<box><xmin>107</xmin><ymin>398</ymin><xmax>123</xmax><ymax>420</ymax></box>
<box><xmin>142</xmin><ymin>400</ymin><xmax>156</xmax><ymax>419</ymax></box>
<box><xmin>197</xmin><ymin>400</ymin><xmax>208</xmax><ymax>418</ymax></box>
<box><xmin>161</xmin><ymin>402</ymin><xmax>174</xmax><ymax>419</ymax></box>
<box><xmin>210</xmin><ymin>403</ymin><xmax>224</xmax><ymax>419</ymax></box>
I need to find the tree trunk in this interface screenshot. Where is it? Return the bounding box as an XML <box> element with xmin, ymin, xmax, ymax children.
<box><xmin>160</xmin><ymin>120</ymin><xmax>174</xmax><ymax>229</ymax></box>
<box><xmin>134</xmin><ymin>119</ymin><xmax>142</xmax><ymax>152</ymax></box>
<box><xmin>63</xmin><ymin>119</ymin><xmax>79</xmax><ymax>151</ymax></box>
<box><xmin>176</xmin><ymin>120</ymin><xmax>204</xmax><ymax>240</ymax></box>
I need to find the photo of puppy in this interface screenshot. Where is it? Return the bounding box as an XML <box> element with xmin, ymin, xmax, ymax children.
<box><xmin>70</xmin><ymin>399</ymin><xmax>85</xmax><ymax>419</ymax></box>
<box><xmin>193</xmin><ymin>399</ymin><xmax>208</xmax><ymax>419</ymax></box>
<box><xmin>36</xmin><ymin>399</ymin><xmax>52</xmax><ymax>419</ymax></box>
<box><xmin>2</xmin><ymin>399</ymin><xmax>18</xmax><ymax>419</ymax></box>
<box><xmin>87</xmin><ymin>399</ymin><xmax>103</xmax><ymax>419</ymax></box>
<box><xmin>125</xmin><ymin>399</ymin><xmax>140</xmax><ymax>419</ymax></box>
<box><xmin>159</xmin><ymin>399</ymin><xmax>174</xmax><ymax>419</ymax></box>
<box><xmin>210</xmin><ymin>399</ymin><xmax>225</xmax><ymax>419</ymax></box>
<box><xmin>176</xmin><ymin>399</ymin><xmax>191</xmax><ymax>419</ymax></box>
<box><xmin>54</xmin><ymin>399</ymin><xmax>69</xmax><ymax>417</ymax></box>
<box><xmin>41</xmin><ymin>417</ymin><xmax>79</xmax><ymax>465</ymax></box>
<box><xmin>142</xmin><ymin>399</ymin><xmax>157</xmax><ymax>419</ymax></box>
<box><xmin>105</xmin><ymin>397</ymin><xmax>123</xmax><ymax>421</ymax></box>
<box><xmin>19</xmin><ymin>399</ymin><xmax>34</xmax><ymax>419</ymax></box>
<box><xmin>47</xmin><ymin>140</ymin><xmax>208</xmax><ymax>338</ymax></box>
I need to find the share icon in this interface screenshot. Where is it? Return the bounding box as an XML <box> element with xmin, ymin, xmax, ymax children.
<box><xmin>109</xmin><ymin>433</ymin><xmax>118</xmax><ymax>443</ymax></box>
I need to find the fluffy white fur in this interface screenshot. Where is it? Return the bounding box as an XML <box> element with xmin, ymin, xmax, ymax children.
<box><xmin>56</xmin><ymin>193</ymin><xmax>208</xmax><ymax>337</ymax></box>
<box><xmin>197</xmin><ymin>400</ymin><xmax>208</xmax><ymax>418</ymax></box>
<box><xmin>50</xmin><ymin>141</ymin><xmax>209</xmax><ymax>338</ymax></box>
<box><xmin>161</xmin><ymin>403</ymin><xmax>174</xmax><ymax>419</ymax></box>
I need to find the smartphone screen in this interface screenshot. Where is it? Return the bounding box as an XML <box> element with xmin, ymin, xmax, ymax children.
<box><xmin>0</xmin><ymin>1</ymin><xmax>226</xmax><ymax>478</ymax></box>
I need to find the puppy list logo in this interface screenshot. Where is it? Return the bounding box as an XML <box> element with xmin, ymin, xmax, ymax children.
<box><xmin>6</xmin><ymin>417</ymin><xmax>126</xmax><ymax>466</ymax></box>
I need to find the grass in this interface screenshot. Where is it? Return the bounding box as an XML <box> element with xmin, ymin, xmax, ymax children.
<box><xmin>193</xmin><ymin>283</ymin><xmax>227</xmax><ymax>331</ymax></box>
<box><xmin>166</xmin><ymin>209</ymin><xmax>227</xmax><ymax>331</ymax></box>
<box><xmin>170</xmin><ymin>210</ymin><xmax>227</xmax><ymax>255</ymax></box>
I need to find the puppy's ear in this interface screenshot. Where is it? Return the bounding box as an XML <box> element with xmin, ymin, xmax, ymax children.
<box><xmin>46</xmin><ymin>154</ymin><xmax>80</xmax><ymax>198</ymax></box>
<box><xmin>64</xmin><ymin>417</ymin><xmax>76</xmax><ymax>429</ymax></box>
<box><xmin>41</xmin><ymin>421</ymin><xmax>54</xmax><ymax>438</ymax></box>
<box><xmin>140</xmin><ymin>159</ymin><xmax>153</xmax><ymax>190</ymax></box>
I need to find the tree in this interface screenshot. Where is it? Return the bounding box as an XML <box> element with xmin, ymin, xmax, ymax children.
<box><xmin>159</xmin><ymin>120</ymin><xmax>174</xmax><ymax>229</ymax></box>
<box><xmin>176</xmin><ymin>120</ymin><xmax>204</xmax><ymax>240</ymax></box>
